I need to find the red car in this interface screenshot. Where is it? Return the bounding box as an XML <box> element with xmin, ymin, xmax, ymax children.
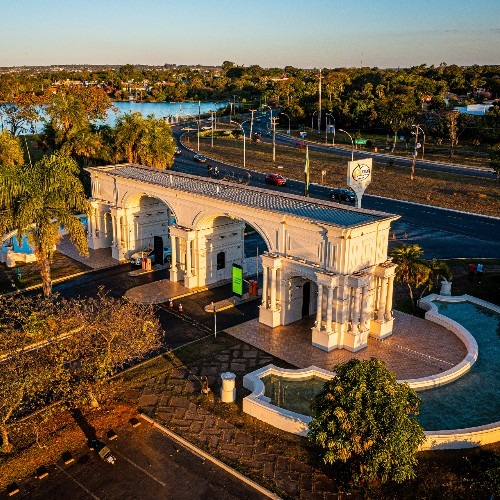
<box><xmin>265</xmin><ymin>173</ymin><xmax>287</xmax><ymax>186</ymax></box>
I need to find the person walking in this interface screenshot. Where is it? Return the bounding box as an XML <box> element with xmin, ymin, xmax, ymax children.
<box><xmin>468</xmin><ymin>262</ymin><xmax>477</xmax><ymax>282</ymax></box>
<box><xmin>476</xmin><ymin>263</ymin><xmax>483</xmax><ymax>283</ymax></box>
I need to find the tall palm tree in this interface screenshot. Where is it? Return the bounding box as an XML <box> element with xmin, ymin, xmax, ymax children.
<box><xmin>390</xmin><ymin>244</ymin><xmax>430</xmax><ymax>311</ymax></box>
<box><xmin>0</xmin><ymin>153</ymin><xmax>89</xmax><ymax>297</ymax></box>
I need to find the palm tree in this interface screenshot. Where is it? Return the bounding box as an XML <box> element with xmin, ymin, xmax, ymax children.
<box><xmin>419</xmin><ymin>258</ymin><xmax>452</xmax><ymax>300</ymax></box>
<box><xmin>390</xmin><ymin>244</ymin><xmax>430</xmax><ymax>311</ymax></box>
<box><xmin>0</xmin><ymin>153</ymin><xmax>89</xmax><ymax>297</ymax></box>
<box><xmin>0</xmin><ymin>130</ymin><xmax>24</xmax><ymax>166</ymax></box>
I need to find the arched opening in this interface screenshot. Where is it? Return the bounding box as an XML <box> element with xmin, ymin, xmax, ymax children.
<box><xmin>283</xmin><ymin>275</ymin><xmax>318</xmax><ymax>326</ymax></box>
<box><xmin>190</xmin><ymin>213</ymin><xmax>271</xmax><ymax>289</ymax></box>
<box><xmin>124</xmin><ymin>195</ymin><xmax>175</xmax><ymax>260</ymax></box>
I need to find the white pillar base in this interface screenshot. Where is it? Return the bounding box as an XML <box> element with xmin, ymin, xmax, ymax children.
<box><xmin>311</xmin><ymin>327</ymin><xmax>339</xmax><ymax>352</ymax></box>
<box><xmin>184</xmin><ymin>274</ymin><xmax>199</xmax><ymax>289</ymax></box>
<box><xmin>259</xmin><ymin>306</ymin><xmax>281</xmax><ymax>328</ymax></box>
<box><xmin>170</xmin><ymin>267</ymin><xmax>184</xmax><ymax>283</ymax></box>
<box><xmin>369</xmin><ymin>317</ymin><xmax>394</xmax><ymax>339</ymax></box>
<box><xmin>342</xmin><ymin>329</ymin><xmax>369</xmax><ymax>352</ymax></box>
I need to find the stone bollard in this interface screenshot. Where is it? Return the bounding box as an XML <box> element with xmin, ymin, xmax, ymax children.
<box><xmin>440</xmin><ymin>279</ymin><xmax>452</xmax><ymax>296</ymax></box>
<box><xmin>220</xmin><ymin>372</ymin><xmax>236</xmax><ymax>403</ymax></box>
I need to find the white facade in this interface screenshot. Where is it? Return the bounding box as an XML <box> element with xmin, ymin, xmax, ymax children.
<box><xmin>86</xmin><ymin>164</ymin><xmax>399</xmax><ymax>351</ymax></box>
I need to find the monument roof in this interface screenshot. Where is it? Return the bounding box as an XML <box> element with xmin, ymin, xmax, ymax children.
<box><xmin>89</xmin><ymin>164</ymin><xmax>397</xmax><ymax>229</ymax></box>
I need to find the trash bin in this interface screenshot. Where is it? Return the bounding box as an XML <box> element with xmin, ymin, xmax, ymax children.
<box><xmin>220</xmin><ymin>372</ymin><xmax>236</xmax><ymax>403</ymax></box>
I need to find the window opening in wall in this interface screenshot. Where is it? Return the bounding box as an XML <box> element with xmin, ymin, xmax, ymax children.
<box><xmin>217</xmin><ymin>251</ymin><xmax>225</xmax><ymax>270</ymax></box>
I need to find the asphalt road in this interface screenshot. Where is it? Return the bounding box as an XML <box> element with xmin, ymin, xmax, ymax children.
<box><xmin>172</xmin><ymin>125</ymin><xmax>500</xmax><ymax>259</ymax></box>
<box><xmin>5</xmin><ymin>420</ymin><xmax>268</xmax><ymax>500</ymax></box>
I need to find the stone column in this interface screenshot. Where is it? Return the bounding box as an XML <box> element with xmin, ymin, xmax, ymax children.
<box><xmin>316</xmin><ymin>283</ymin><xmax>323</xmax><ymax>326</ymax></box>
<box><xmin>352</xmin><ymin>287</ymin><xmax>361</xmax><ymax>328</ymax></box>
<box><xmin>325</xmin><ymin>285</ymin><xmax>334</xmax><ymax>332</ymax></box>
<box><xmin>385</xmin><ymin>275</ymin><xmax>394</xmax><ymax>318</ymax></box>
<box><xmin>185</xmin><ymin>237</ymin><xmax>192</xmax><ymax>277</ymax></box>
<box><xmin>170</xmin><ymin>235</ymin><xmax>177</xmax><ymax>270</ymax></box>
<box><xmin>270</xmin><ymin>267</ymin><xmax>277</xmax><ymax>310</ymax></box>
<box><xmin>377</xmin><ymin>277</ymin><xmax>388</xmax><ymax>321</ymax></box>
<box><xmin>262</xmin><ymin>266</ymin><xmax>269</xmax><ymax>308</ymax></box>
<box><xmin>360</xmin><ymin>285</ymin><xmax>369</xmax><ymax>326</ymax></box>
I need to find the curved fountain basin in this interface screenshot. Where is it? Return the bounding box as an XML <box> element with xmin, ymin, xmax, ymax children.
<box><xmin>243</xmin><ymin>295</ymin><xmax>500</xmax><ymax>449</ymax></box>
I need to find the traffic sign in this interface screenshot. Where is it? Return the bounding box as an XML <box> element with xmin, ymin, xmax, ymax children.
<box><xmin>354</xmin><ymin>139</ymin><xmax>367</xmax><ymax>145</ymax></box>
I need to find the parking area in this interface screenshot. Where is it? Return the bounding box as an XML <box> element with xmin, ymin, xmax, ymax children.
<box><xmin>3</xmin><ymin>420</ymin><xmax>270</xmax><ymax>500</ymax></box>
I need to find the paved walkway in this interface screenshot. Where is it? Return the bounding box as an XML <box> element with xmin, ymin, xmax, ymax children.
<box><xmin>57</xmin><ymin>235</ymin><xmax>118</xmax><ymax>269</ymax></box>
<box><xmin>131</xmin><ymin>305</ymin><xmax>469</xmax><ymax>497</ymax></box>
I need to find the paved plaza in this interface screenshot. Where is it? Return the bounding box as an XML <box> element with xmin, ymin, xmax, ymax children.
<box><xmin>122</xmin><ymin>278</ymin><xmax>472</xmax><ymax>497</ymax></box>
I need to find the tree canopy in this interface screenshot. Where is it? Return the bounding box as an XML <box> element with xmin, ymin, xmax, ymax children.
<box><xmin>308</xmin><ymin>358</ymin><xmax>425</xmax><ymax>486</ymax></box>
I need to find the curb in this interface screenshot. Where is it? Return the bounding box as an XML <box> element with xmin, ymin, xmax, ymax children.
<box><xmin>139</xmin><ymin>413</ymin><xmax>281</xmax><ymax>499</ymax></box>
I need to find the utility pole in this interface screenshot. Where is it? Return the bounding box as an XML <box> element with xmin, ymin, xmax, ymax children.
<box><xmin>271</xmin><ymin>117</ymin><xmax>278</xmax><ymax>162</ymax></box>
<box><xmin>318</xmin><ymin>68</ymin><xmax>322</xmax><ymax>133</ymax></box>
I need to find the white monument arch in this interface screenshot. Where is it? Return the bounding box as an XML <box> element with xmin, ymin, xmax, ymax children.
<box><xmin>86</xmin><ymin>164</ymin><xmax>399</xmax><ymax>352</ymax></box>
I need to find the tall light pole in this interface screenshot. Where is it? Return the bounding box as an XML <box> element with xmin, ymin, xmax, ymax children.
<box><xmin>249</xmin><ymin>109</ymin><xmax>257</xmax><ymax>140</ymax></box>
<box><xmin>280</xmin><ymin>112</ymin><xmax>290</xmax><ymax>134</ymax></box>
<box><xmin>210</xmin><ymin>110</ymin><xmax>215</xmax><ymax>148</ymax></box>
<box><xmin>271</xmin><ymin>117</ymin><xmax>278</xmax><ymax>162</ymax></box>
<box><xmin>262</xmin><ymin>104</ymin><xmax>272</xmax><ymax>130</ymax></box>
<box><xmin>325</xmin><ymin>112</ymin><xmax>335</xmax><ymax>146</ymax></box>
<box><xmin>197</xmin><ymin>100</ymin><xmax>201</xmax><ymax>152</ymax></box>
<box><xmin>311</xmin><ymin>110</ymin><xmax>318</xmax><ymax>131</ymax></box>
<box><xmin>412</xmin><ymin>124</ymin><xmax>426</xmax><ymax>160</ymax></box>
<box><xmin>338</xmin><ymin>128</ymin><xmax>354</xmax><ymax>161</ymax></box>
<box><xmin>231</xmin><ymin>120</ymin><xmax>246</xmax><ymax>169</ymax></box>
<box><xmin>318</xmin><ymin>68</ymin><xmax>322</xmax><ymax>133</ymax></box>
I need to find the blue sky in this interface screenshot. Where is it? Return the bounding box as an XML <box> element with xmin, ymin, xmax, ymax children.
<box><xmin>4</xmin><ymin>0</ymin><xmax>499</xmax><ymax>68</ymax></box>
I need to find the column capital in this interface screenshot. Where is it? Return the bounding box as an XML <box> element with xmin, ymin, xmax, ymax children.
<box><xmin>346</xmin><ymin>271</ymin><xmax>371</xmax><ymax>288</ymax></box>
<box><xmin>375</xmin><ymin>260</ymin><xmax>397</xmax><ymax>278</ymax></box>
<box><xmin>315</xmin><ymin>271</ymin><xmax>339</xmax><ymax>288</ymax></box>
<box><xmin>261</xmin><ymin>253</ymin><xmax>282</xmax><ymax>269</ymax></box>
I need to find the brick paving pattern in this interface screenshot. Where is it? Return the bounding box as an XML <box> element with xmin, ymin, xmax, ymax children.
<box><xmin>224</xmin><ymin>311</ymin><xmax>467</xmax><ymax>380</ymax></box>
<box><xmin>134</xmin><ymin>308</ymin><xmax>470</xmax><ymax>498</ymax></box>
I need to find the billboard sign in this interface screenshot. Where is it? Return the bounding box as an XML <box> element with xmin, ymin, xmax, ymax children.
<box><xmin>232</xmin><ymin>264</ymin><xmax>243</xmax><ymax>297</ymax></box>
<box><xmin>346</xmin><ymin>158</ymin><xmax>372</xmax><ymax>208</ymax></box>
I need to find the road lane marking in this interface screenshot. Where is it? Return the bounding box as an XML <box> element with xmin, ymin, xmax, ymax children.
<box><xmin>112</xmin><ymin>450</ymin><xmax>167</xmax><ymax>487</ymax></box>
<box><xmin>55</xmin><ymin>464</ymin><xmax>101</xmax><ymax>500</ymax></box>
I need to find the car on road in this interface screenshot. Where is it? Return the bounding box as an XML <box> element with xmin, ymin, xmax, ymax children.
<box><xmin>265</xmin><ymin>173</ymin><xmax>287</xmax><ymax>186</ymax></box>
<box><xmin>329</xmin><ymin>187</ymin><xmax>356</xmax><ymax>202</ymax></box>
<box><xmin>201</xmin><ymin>125</ymin><xmax>212</xmax><ymax>131</ymax></box>
<box><xmin>193</xmin><ymin>154</ymin><xmax>207</xmax><ymax>162</ymax></box>
<box><xmin>174</xmin><ymin>147</ymin><xmax>182</xmax><ymax>155</ymax></box>
<box><xmin>130</xmin><ymin>247</ymin><xmax>172</xmax><ymax>266</ymax></box>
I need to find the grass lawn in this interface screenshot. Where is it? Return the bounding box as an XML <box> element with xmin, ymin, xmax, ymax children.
<box><xmin>189</xmin><ymin>135</ymin><xmax>500</xmax><ymax>217</ymax></box>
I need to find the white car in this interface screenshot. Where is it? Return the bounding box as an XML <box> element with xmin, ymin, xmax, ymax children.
<box><xmin>201</xmin><ymin>125</ymin><xmax>212</xmax><ymax>131</ymax></box>
<box><xmin>130</xmin><ymin>247</ymin><xmax>172</xmax><ymax>266</ymax></box>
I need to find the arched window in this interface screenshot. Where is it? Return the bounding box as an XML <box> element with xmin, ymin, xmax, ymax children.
<box><xmin>217</xmin><ymin>251</ymin><xmax>225</xmax><ymax>270</ymax></box>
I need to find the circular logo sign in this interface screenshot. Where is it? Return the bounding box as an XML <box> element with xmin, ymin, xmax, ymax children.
<box><xmin>352</xmin><ymin>164</ymin><xmax>371</xmax><ymax>182</ymax></box>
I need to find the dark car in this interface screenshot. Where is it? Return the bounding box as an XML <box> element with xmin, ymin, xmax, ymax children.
<box><xmin>193</xmin><ymin>154</ymin><xmax>207</xmax><ymax>163</ymax></box>
<box><xmin>265</xmin><ymin>173</ymin><xmax>287</xmax><ymax>186</ymax></box>
<box><xmin>330</xmin><ymin>187</ymin><xmax>356</xmax><ymax>202</ymax></box>
<box><xmin>174</xmin><ymin>147</ymin><xmax>182</xmax><ymax>155</ymax></box>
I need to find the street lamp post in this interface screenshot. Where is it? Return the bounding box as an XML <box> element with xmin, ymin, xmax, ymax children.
<box><xmin>271</xmin><ymin>117</ymin><xmax>278</xmax><ymax>162</ymax></box>
<box><xmin>412</xmin><ymin>124</ymin><xmax>426</xmax><ymax>160</ymax></box>
<box><xmin>197</xmin><ymin>100</ymin><xmax>201</xmax><ymax>152</ymax></box>
<box><xmin>338</xmin><ymin>128</ymin><xmax>354</xmax><ymax>161</ymax></box>
<box><xmin>280</xmin><ymin>112</ymin><xmax>291</xmax><ymax>134</ymax></box>
<box><xmin>231</xmin><ymin>120</ymin><xmax>246</xmax><ymax>169</ymax></box>
<box><xmin>325</xmin><ymin>112</ymin><xmax>334</xmax><ymax>144</ymax></box>
<box><xmin>210</xmin><ymin>110</ymin><xmax>215</xmax><ymax>148</ymax></box>
<box><xmin>311</xmin><ymin>110</ymin><xmax>318</xmax><ymax>131</ymax></box>
<box><xmin>262</xmin><ymin>104</ymin><xmax>272</xmax><ymax>130</ymax></box>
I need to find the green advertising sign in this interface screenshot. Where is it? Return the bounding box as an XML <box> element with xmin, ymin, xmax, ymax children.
<box><xmin>232</xmin><ymin>264</ymin><xmax>243</xmax><ymax>297</ymax></box>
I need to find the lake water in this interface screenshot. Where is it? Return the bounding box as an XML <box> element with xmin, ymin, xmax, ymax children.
<box><xmin>2</xmin><ymin>101</ymin><xmax>228</xmax><ymax>134</ymax></box>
